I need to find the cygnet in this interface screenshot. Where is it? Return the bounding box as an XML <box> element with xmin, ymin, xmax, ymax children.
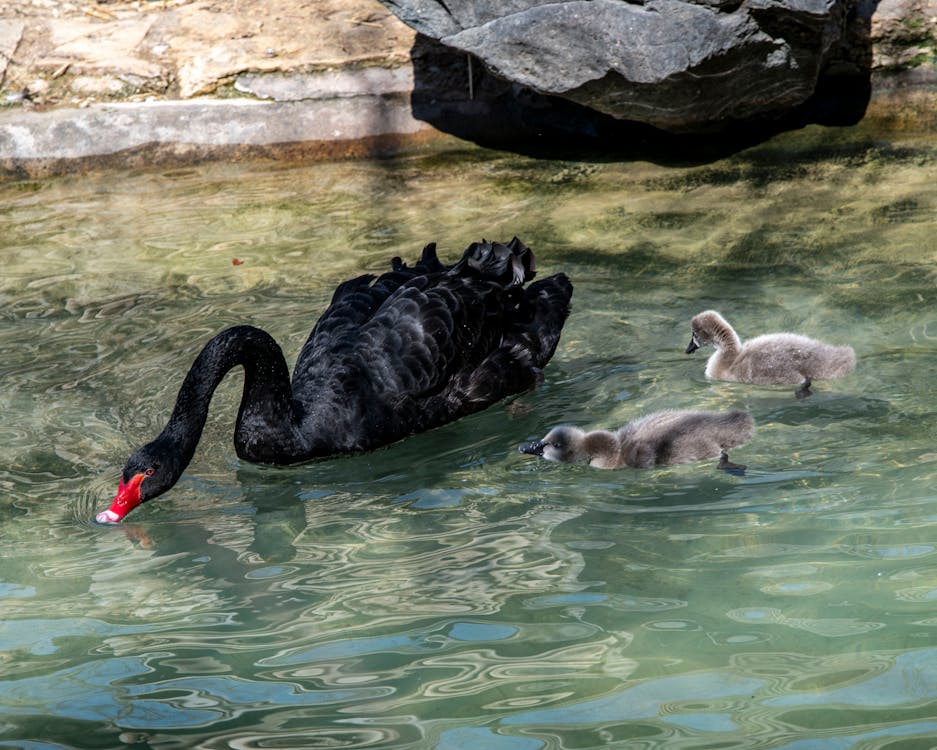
<box><xmin>686</xmin><ymin>310</ymin><xmax>855</xmax><ymax>398</ymax></box>
<box><xmin>520</xmin><ymin>409</ymin><xmax>755</xmax><ymax>473</ymax></box>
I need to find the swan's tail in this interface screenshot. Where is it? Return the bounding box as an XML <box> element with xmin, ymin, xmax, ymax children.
<box><xmin>816</xmin><ymin>344</ymin><xmax>857</xmax><ymax>379</ymax></box>
<box><xmin>391</xmin><ymin>243</ymin><xmax>446</xmax><ymax>275</ymax></box>
<box><xmin>392</xmin><ymin>237</ymin><xmax>534</xmax><ymax>285</ymax></box>
<box><xmin>714</xmin><ymin>410</ymin><xmax>757</xmax><ymax>448</ymax></box>
<box><xmin>448</xmin><ymin>236</ymin><xmax>536</xmax><ymax>286</ymax></box>
<box><xmin>519</xmin><ymin>273</ymin><xmax>574</xmax><ymax>367</ymax></box>
<box><xmin>459</xmin><ymin>272</ymin><xmax>573</xmax><ymax>404</ymax></box>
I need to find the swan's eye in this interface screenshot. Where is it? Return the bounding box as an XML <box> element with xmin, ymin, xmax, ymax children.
<box><xmin>145</xmin><ymin>468</ymin><xmax>155</xmax><ymax>477</ymax></box>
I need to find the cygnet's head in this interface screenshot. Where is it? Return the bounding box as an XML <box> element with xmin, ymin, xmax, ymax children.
<box><xmin>520</xmin><ymin>426</ymin><xmax>590</xmax><ymax>464</ymax></box>
<box><xmin>686</xmin><ymin>310</ymin><xmax>730</xmax><ymax>353</ymax></box>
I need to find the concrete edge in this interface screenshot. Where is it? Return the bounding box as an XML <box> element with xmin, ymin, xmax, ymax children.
<box><xmin>3</xmin><ymin>67</ymin><xmax>937</xmax><ymax>182</ymax></box>
<box><xmin>0</xmin><ymin>89</ymin><xmax>443</xmax><ymax>180</ymax></box>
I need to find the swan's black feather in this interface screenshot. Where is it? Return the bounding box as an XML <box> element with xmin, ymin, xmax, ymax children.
<box><xmin>291</xmin><ymin>241</ymin><xmax>565</xmax><ymax>451</ymax></box>
<box><xmin>447</xmin><ymin>236</ymin><xmax>535</xmax><ymax>286</ymax></box>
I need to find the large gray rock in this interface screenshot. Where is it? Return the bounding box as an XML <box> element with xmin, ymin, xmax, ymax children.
<box><xmin>379</xmin><ymin>0</ymin><xmax>864</xmax><ymax>132</ymax></box>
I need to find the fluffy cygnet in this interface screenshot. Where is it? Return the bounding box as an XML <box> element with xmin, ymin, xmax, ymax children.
<box><xmin>520</xmin><ymin>409</ymin><xmax>755</xmax><ymax>473</ymax></box>
<box><xmin>686</xmin><ymin>310</ymin><xmax>856</xmax><ymax>398</ymax></box>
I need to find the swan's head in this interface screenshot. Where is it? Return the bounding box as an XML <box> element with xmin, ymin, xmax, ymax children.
<box><xmin>520</xmin><ymin>426</ymin><xmax>591</xmax><ymax>464</ymax></box>
<box><xmin>686</xmin><ymin>310</ymin><xmax>731</xmax><ymax>354</ymax></box>
<box><xmin>96</xmin><ymin>439</ymin><xmax>187</xmax><ymax>524</ymax></box>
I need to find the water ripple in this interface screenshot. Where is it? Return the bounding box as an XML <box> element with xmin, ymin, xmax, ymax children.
<box><xmin>6</xmin><ymin>141</ymin><xmax>937</xmax><ymax>748</ymax></box>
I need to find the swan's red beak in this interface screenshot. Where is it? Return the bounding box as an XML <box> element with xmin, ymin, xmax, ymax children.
<box><xmin>96</xmin><ymin>473</ymin><xmax>145</xmax><ymax>524</ymax></box>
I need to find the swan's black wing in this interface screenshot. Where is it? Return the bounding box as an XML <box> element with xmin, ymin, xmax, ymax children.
<box><xmin>347</xmin><ymin>270</ymin><xmax>573</xmax><ymax>443</ymax></box>
<box><xmin>355</xmin><ymin>274</ymin><xmax>505</xmax><ymax>399</ymax></box>
<box><xmin>292</xmin><ymin>271</ymin><xmax>503</xmax><ymax>406</ymax></box>
<box><xmin>291</xmin><ymin>240</ymin><xmax>572</xmax><ymax>451</ymax></box>
<box><xmin>296</xmin><ymin>242</ymin><xmax>446</xmax><ymax>371</ymax></box>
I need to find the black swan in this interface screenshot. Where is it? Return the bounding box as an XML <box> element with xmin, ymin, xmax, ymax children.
<box><xmin>97</xmin><ymin>238</ymin><xmax>573</xmax><ymax>523</ymax></box>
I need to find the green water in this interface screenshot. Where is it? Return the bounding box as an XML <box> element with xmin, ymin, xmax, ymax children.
<box><xmin>3</xmin><ymin>125</ymin><xmax>937</xmax><ymax>749</ymax></box>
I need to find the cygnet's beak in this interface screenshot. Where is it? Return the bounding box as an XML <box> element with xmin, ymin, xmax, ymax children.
<box><xmin>519</xmin><ymin>440</ymin><xmax>546</xmax><ymax>456</ymax></box>
<box><xmin>685</xmin><ymin>336</ymin><xmax>700</xmax><ymax>354</ymax></box>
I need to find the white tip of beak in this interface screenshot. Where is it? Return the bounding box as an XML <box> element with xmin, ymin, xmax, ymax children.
<box><xmin>95</xmin><ymin>509</ymin><xmax>122</xmax><ymax>524</ymax></box>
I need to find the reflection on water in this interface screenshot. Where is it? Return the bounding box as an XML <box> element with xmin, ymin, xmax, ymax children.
<box><xmin>4</xmin><ymin>123</ymin><xmax>937</xmax><ymax>748</ymax></box>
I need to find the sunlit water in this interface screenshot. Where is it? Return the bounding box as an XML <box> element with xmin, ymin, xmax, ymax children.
<box><xmin>4</xmin><ymin>124</ymin><xmax>937</xmax><ymax>749</ymax></box>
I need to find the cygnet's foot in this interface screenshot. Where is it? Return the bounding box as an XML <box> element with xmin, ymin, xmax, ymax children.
<box><xmin>795</xmin><ymin>377</ymin><xmax>813</xmax><ymax>399</ymax></box>
<box><xmin>718</xmin><ymin>450</ymin><xmax>746</xmax><ymax>476</ymax></box>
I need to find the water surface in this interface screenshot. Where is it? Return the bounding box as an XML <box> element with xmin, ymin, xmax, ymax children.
<box><xmin>3</xmin><ymin>124</ymin><xmax>937</xmax><ymax>748</ymax></box>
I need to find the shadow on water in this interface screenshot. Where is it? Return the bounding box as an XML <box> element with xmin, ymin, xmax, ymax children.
<box><xmin>406</xmin><ymin>20</ymin><xmax>874</xmax><ymax>167</ymax></box>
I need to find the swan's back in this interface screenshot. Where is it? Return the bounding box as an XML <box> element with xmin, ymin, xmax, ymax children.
<box><xmin>292</xmin><ymin>239</ymin><xmax>573</xmax><ymax>453</ymax></box>
<box><xmin>618</xmin><ymin>410</ymin><xmax>755</xmax><ymax>467</ymax></box>
<box><xmin>726</xmin><ymin>333</ymin><xmax>856</xmax><ymax>384</ymax></box>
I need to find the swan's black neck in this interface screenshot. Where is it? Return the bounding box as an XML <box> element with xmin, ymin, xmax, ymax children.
<box><xmin>158</xmin><ymin>325</ymin><xmax>306</xmax><ymax>469</ymax></box>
